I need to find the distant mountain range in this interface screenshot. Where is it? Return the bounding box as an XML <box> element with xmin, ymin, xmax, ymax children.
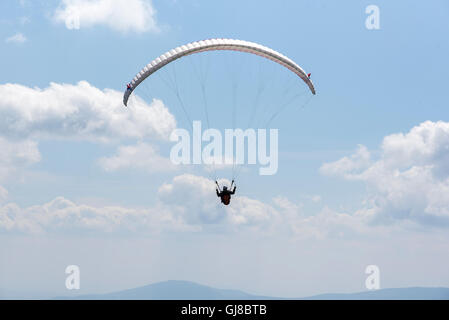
<box><xmin>56</xmin><ymin>280</ymin><xmax>449</xmax><ymax>300</ymax></box>
<box><xmin>303</xmin><ymin>287</ymin><xmax>449</xmax><ymax>300</ymax></box>
<box><xmin>59</xmin><ymin>280</ymin><xmax>272</xmax><ymax>300</ymax></box>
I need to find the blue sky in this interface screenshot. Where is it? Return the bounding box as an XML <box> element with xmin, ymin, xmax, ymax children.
<box><xmin>1</xmin><ymin>0</ymin><xmax>449</xmax><ymax>298</ymax></box>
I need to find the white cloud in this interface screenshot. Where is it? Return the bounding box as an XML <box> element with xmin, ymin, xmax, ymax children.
<box><xmin>0</xmin><ymin>81</ymin><xmax>177</xmax><ymax>183</ymax></box>
<box><xmin>159</xmin><ymin>175</ymin><xmax>263</xmax><ymax>226</ymax></box>
<box><xmin>320</xmin><ymin>144</ymin><xmax>371</xmax><ymax>179</ymax></box>
<box><xmin>320</xmin><ymin>121</ymin><xmax>449</xmax><ymax>227</ymax></box>
<box><xmin>270</xmin><ymin>196</ymin><xmax>378</xmax><ymax>240</ymax></box>
<box><xmin>272</xmin><ymin>196</ymin><xmax>301</xmax><ymax>216</ymax></box>
<box><xmin>0</xmin><ymin>175</ymin><xmax>232</xmax><ymax>234</ymax></box>
<box><xmin>286</xmin><ymin>206</ymin><xmax>377</xmax><ymax>240</ymax></box>
<box><xmin>98</xmin><ymin>142</ymin><xmax>176</xmax><ymax>173</ymax></box>
<box><xmin>0</xmin><ymin>137</ymin><xmax>41</xmax><ymax>182</ymax></box>
<box><xmin>0</xmin><ymin>81</ymin><xmax>176</xmax><ymax>142</ymax></box>
<box><xmin>157</xmin><ymin>174</ymin><xmax>227</xmax><ymax>225</ymax></box>
<box><xmin>158</xmin><ymin>174</ymin><xmax>283</xmax><ymax>231</ymax></box>
<box><xmin>5</xmin><ymin>33</ymin><xmax>27</xmax><ymax>44</ymax></box>
<box><xmin>0</xmin><ymin>196</ymin><xmax>192</xmax><ymax>235</ymax></box>
<box><xmin>0</xmin><ymin>174</ymin><xmax>282</xmax><ymax>234</ymax></box>
<box><xmin>53</xmin><ymin>0</ymin><xmax>160</xmax><ymax>33</ymax></box>
<box><xmin>0</xmin><ymin>186</ymin><xmax>8</xmax><ymax>203</ymax></box>
<box><xmin>0</xmin><ymin>171</ymin><xmax>399</xmax><ymax>238</ymax></box>
<box><xmin>228</xmin><ymin>196</ymin><xmax>279</xmax><ymax>227</ymax></box>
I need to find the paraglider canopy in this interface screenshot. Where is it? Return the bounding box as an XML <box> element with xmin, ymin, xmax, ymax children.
<box><xmin>123</xmin><ymin>38</ymin><xmax>315</xmax><ymax>106</ymax></box>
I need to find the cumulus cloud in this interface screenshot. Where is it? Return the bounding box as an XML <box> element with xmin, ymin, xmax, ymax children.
<box><xmin>320</xmin><ymin>144</ymin><xmax>371</xmax><ymax>179</ymax></box>
<box><xmin>0</xmin><ymin>186</ymin><xmax>8</xmax><ymax>203</ymax></box>
<box><xmin>53</xmin><ymin>0</ymin><xmax>160</xmax><ymax>33</ymax></box>
<box><xmin>0</xmin><ymin>171</ymin><xmax>390</xmax><ymax>238</ymax></box>
<box><xmin>228</xmin><ymin>196</ymin><xmax>280</xmax><ymax>227</ymax></box>
<box><xmin>5</xmin><ymin>33</ymin><xmax>27</xmax><ymax>44</ymax></box>
<box><xmin>158</xmin><ymin>174</ymin><xmax>227</xmax><ymax>225</ymax></box>
<box><xmin>287</xmin><ymin>206</ymin><xmax>378</xmax><ymax>240</ymax></box>
<box><xmin>0</xmin><ymin>81</ymin><xmax>176</xmax><ymax>182</ymax></box>
<box><xmin>158</xmin><ymin>175</ymin><xmax>291</xmax><ymax>232</ymax></box>
<box><xmin>0</xmin><ymin>81</ymin><xmax>176</xmax><ymax>142</ymax></box>
<box><xmin>0</xmin><ymin>196</ymin><xmax>193</xmax><ymax>235</ymax></box>
<box><xmin>1</xmin><ymin>173</ymin><xmax>273</xmax><ymax>234</ymax></box>
<box><xmin>0</xmin><ymin>174</ymin><xmax>281</xmax><ymax>234</ymax></box>
<box><xmin>0</xmin><ymin>137</ymin><xmax>41</xmax><ymax>182</ymax></box>
<box><xmin>270</xmin><ymin>196</ymin><xmax>378</xmax><ymax>239</ymax></box>
<box><xmin>98</xmin><ymin>142</ymin><xmax>176</xmax><ymax>173</ymax></box>
<box><xmin>157</xmin><ymin>176</ymin><xmax>358</xmax><ymax>238</ymax></box>
<box><xmin>273</xmin><ymin>196</ymin><xmax>300</xmax><ymax>211</ymax></box>
<box><xmin>320</xmin><ymin>121</ymin><xmax>449</xmax><ymax>227</ymax></box>
<box><xmin>158</xmin><ymin>174</ymin><xmax>285</xmax><ymax>229</ymax></box>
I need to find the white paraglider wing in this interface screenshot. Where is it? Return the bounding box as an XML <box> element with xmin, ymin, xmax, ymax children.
<box><xmin>123</xmin><ymin>39</ymin><xmax>315</xmax><ymax>106</ymax></box>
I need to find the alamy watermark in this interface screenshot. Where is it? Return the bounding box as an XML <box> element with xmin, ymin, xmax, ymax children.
<box><xmin>365</xmin><ymin>5</ymin><xmax>380</xmax><ymax>30</ymax></box>
<box><xmin>65</xmin><ymin>265</ymin><xmax>80</xmax><ymax>290</ymax></box>
<box><xmin>365</xmin><ymin>265</ymin><xmax>380</xmax><ymax>290</ymax></box>
<box><xmin>170</xmin><ymin>121</ymin><xmax>278</xmax><ymax>175</ymax></box>
<box><xmin>64</xmin><ymin>7</ymin><xmax>80</xmax><ymax>30</ymax></box>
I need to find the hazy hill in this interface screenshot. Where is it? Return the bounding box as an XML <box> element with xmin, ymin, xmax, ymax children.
<box><xmin>56</xmin><ymin>280</ymin><xmax>449</xmax><ymax>300</ymax></box>
<box><xmin>59</xmin><ymin>280</ymin><xmax>273</xmax><ymax>300</ymax></box>
<box><xmin>304</xmin><ymin>287</ymin><xmax>449</xmax><ymax>300</ymax></box>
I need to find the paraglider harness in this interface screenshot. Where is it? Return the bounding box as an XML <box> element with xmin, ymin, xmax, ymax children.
<box><xmin>216</xmin><ymin>180</ymin><xmax>236</xmax><ymax>206</ymax></box>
